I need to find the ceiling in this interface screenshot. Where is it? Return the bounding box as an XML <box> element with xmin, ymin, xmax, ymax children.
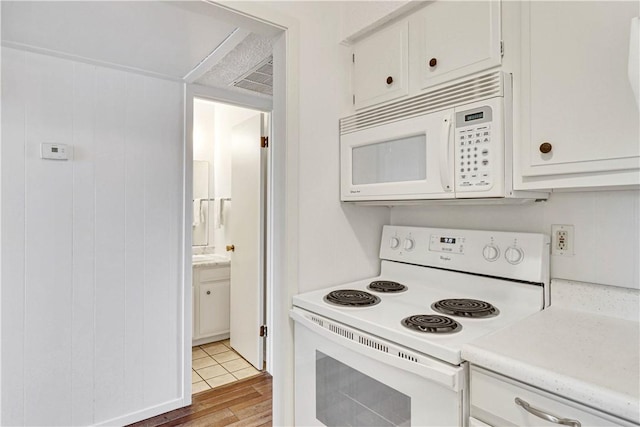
<box><xmin>1</xmin><ymin>1</ymin><xmax>277</xmax><ymax>95</ymax></box>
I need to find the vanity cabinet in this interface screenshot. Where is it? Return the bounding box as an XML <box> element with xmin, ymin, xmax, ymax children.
<box><xmin>410</xmin><ymin>0</ymin><xmax>502</xmax><ymax>90</ymax></box>
<box><xmin>469</xmin><ymin>366</ymin><xmax>634</xmax><ymax>427</ymax></box>
<box><xmin>352</xmin><ymin>20</ymin><xmax>409</xmax><ymax>110</ymax></box>
<box><xmin>193</xmin><ymin>264</ymin><xmax>230</xmax><ymax>344</ymax></box>
<box><xmin>517</xmin><ymin>1</ymin><xmax>640</xmax><ymax>189</ymax></box>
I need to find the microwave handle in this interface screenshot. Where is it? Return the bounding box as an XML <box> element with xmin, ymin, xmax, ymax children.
<box><xmin>439</xmin><ymin>116</ymin><xmax>453</xmax><ymax>191</ymax></box>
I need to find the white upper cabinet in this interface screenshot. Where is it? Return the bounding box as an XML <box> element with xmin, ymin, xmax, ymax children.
<box><xmin>411</xmin><ymin>1</ymin><xmax>502</xmax><ymax>90</ymax></box>
<box><xmin>352</xmin><ymin>20</ymin><xmax>409</xmax><ymax>110</ymax></box>
<box><xmin>517</xmin><ymin>1</ymin><xmax>640</xmax><ymax>189</ymax></box>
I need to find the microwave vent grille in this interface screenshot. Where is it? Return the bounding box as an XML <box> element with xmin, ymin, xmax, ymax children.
<box><xmin>340</xmin><ymin>71</ymin><xmax>504</xmax><ymax>135</ymax></box>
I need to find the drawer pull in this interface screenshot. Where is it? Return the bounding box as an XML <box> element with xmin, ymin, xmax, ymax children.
<box><xmin>515</xmin><ymin>398</ymin><xmax>581</xmax><ymax>427</ymax></box>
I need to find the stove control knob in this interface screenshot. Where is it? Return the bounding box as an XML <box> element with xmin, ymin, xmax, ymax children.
<box><xmin>505</xmin><ymin>246</ymin><xmax>524</xmax><ymax>264</ymax></box>
<box><xmin>390</xmin><ymin>237</ymin><xmax>400</xmax><ymax>249</ymax></box>
<box><xmin>482</xmin><ymin>244</ymin><xmax>500</xmax><ymax>262</ymax></box>
<box><xmin>404</xmin><ymin>238</ymin><xmax>415</xmax><ymax>251</ymax></box>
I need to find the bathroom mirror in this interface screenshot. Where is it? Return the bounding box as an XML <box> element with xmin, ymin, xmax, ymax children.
<box><xmin>192</xmin><ymin>160</ymin><xmax>209</xmax><ymax>246</ymax></box>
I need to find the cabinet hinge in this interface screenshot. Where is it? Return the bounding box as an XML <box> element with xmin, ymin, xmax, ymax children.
<box><xmin>500</xmin><ymin>40</ymin><xmax>504</xmax><ymax>57</ymax></box>
<box><xmin>352</xmin><ymin>53</ymin><xmax>355</xmax><ymax>63</ymax></box>
<box><xmin>260</xmin><ymin>136</ymin><xmax>269</xmax><ymax>148</ymax></box>
<box><xmin>259</xmin><ymin>325</ymin><xmax>268</xmax><ymax>337</ymax></box>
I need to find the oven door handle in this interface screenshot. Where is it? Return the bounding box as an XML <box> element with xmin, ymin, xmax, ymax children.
<box><xmin>290</xmin><ymin>308</ymin><xmax>463</xmax><ymax>391</ymax></box>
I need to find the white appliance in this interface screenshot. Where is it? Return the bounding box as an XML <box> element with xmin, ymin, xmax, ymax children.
<box><xmin>340</xmin><ymin>72</ymin><xmax>547</xmax><ymax>203</ymax></box>
<box><xmin>291</xmin><ymin>225</ymin><xmax>550</xmax><ymax>426</ymax></box>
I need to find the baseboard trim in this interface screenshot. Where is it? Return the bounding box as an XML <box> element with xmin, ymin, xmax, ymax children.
<box><xmin>92</xmin><ymin>397</ymin><xmax>188</xmax><ymax>427</ymax></box>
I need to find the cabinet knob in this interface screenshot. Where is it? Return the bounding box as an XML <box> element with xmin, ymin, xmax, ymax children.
<box><xmin>429</xmin><ymin>58</ymin><xmax>438</xmax><ymax>67</ymax></box>
<box><xmin>226</xmin><ymin>244</ymin><xmax>235</xmax><ymax>252</ymax></box>
<box><xmin>539</xmin><ymin>142</ymin><xmax>553</xmax><ymax>154</ymax></box>
<box><xmin>206</xmin><ymin>290</ymin><xmax>211</xmax><ymax>295</ymax></box>
<box><xmin>386</xmin><ymin>76</ymin><xmax>393</xmax><ymax>85</ymax></box>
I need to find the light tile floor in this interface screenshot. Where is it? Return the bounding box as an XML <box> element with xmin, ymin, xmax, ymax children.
<box><xmin>191</xmin><ymin>339</ymin><xmax>261</xmax><ymax>394</ymax></box>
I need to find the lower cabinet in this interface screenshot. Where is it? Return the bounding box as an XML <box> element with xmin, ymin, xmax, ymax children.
<box><xmin>193</xmin><ymin>264</ymin><xmax>230</xmax><ymax>344</ymax></box>
<box><xmin>469</xmin><ymin>366</ymin><xmax>634</xmax><ymax>427</ymax></box>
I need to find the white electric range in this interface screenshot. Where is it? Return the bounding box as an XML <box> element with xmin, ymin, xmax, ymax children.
<box><xmin>291</xmin><ymin>225</ymin><xmax>550</xmax><ymax>427</ymax></box>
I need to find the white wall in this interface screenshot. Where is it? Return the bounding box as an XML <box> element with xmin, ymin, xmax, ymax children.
<box><xmin>339</xmin><ymin>1</ymin><xmax>416</xmax><ymax>43</ymax></box>
<box><xmin>390</xmin><ymin>190</ymin><xmax>640</xmax><ymax>289</ymax></box>
<box><xmin>1</xmin><ymin>47</ymin><xmax>185</xmax><ymax>426</ymax></box>
<box><xmin>262</xmin><ymin>1</ymin><xmax>390</xmax><ymax>294</ymax></box>
<box><xmin>192</xmin><ymin>99</ymin><xmax>216</xmax><ymax>247</ymax></box>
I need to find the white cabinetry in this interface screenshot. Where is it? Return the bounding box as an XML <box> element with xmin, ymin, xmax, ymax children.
<box><xmin>352</xmin><ymin>20</ymin><xmax>408</xmax><ymax>110</ymax></box>
<box><xmin>351</xmin><ymin>1</ymin><xmax>502</xmax><ymax>111</ymax></box>
<box><xmin>192</xmin><ymin>264</ymin><xmax>230</xmax><ymax>344</ymax></box>
<box><xmin>410</xmin><ymin>1</ymin><xmax>502</xmax><ymax>90</ymax></box>
<box><xmin>470</xmin><ymin>366</ymin><xmax>635</xmax><ymax>427</ymax></box>
<box><xmin>517</xmin><ymin>1</ymin><xmax>640</xmax><ymax>189</ymax></box>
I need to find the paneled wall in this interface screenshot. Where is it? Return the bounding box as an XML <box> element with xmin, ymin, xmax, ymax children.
<box><xmin>1</xmin><ymin>48</ymin><xmax>185</xmax><ymax>426</ymax></box>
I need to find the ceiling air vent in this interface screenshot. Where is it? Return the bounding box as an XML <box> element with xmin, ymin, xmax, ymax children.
<box><xmin>231</xmin><ymin>56</ymin><xmax>273</xmax><ymax>96</ymax></box>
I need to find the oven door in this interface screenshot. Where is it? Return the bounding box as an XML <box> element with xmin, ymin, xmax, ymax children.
<box><xmin>291</xmin><ymin>308</ymin><xmax>466</xmax><ymax>427</ymax></box>
<box><xmin>340</xmin><ymin>108</ymin><xmax>455</xmax><ymax>202</ymax></box>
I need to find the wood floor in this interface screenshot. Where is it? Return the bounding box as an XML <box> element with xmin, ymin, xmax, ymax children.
<box><xmin>127</xmin><ymin>373</ymin><xmax>272</xmax><ymax>427</ymax></box>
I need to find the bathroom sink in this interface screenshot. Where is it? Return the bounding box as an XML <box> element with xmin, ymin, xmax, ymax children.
<box><xmin>192</xmin><ymin>254</ymin><xmax>229</xmax><ymax>264</ymax></box>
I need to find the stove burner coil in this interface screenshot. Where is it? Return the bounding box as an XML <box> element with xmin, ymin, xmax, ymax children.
<box><xmin>324</xmin><ymin>290</ymin><xmax>381</xmax><ymax>307</ymax></box>
<box><xmin>367</xmin><ymin>280</ymin><xmax>407</xmax><ymax>293</ymax></box>
<box><xmin>401</xmin><ymin>315</ymin><xmax>461</xmax><ymax>334</ymax></box>
<box><xmin>431</xmin><ymin>299</ymin><xmax>498</xmax><ymax>318</ymax></box>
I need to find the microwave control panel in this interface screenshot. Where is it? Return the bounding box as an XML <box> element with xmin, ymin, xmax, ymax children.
<box><xmin>455</xmin><ymin>105</ymin><xmax>493</xmax><ymax>191</ymax></box>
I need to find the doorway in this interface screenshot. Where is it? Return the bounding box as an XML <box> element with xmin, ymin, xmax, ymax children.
<box><xmin>189</xmin><ymin>94</ymin><xmax>271</xmax><ymax>394</ymax></box>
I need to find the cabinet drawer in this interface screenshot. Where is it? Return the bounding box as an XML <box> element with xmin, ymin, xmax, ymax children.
<box><xmin>470</xmin><ymin>367</ymin><xmax>633</xmax><ymax>427</ymax></box>
<box><xmin>198</xmin><ymin>266</ymin><xmax>230</xmax><ymax>283</ymax></box>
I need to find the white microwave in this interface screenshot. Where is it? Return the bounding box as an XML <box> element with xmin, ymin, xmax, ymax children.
<box><xmin>340</xmin><ymin>72</ymin><xmax>547</xmax><ymax>203</ymax></box>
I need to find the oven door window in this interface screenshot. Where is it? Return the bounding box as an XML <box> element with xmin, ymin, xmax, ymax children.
<box><xmin>316</xmin><ymin>350</ymin><xmax>411</xmax><ymax>427</ymax></box>
<box><xmin>351</xmin><ymin>134</ymin><xmax>426</xmax><ymax>185</ymax></box>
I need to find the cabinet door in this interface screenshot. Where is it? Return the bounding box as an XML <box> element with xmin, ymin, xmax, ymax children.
<box><xmin>520</xmin><ymin>1</ymin><xmax>640</xmax><ymax>184</ymax></box>
<box><xmin>353</xmin><ymin>20</ymin><xmax>409</xmax><ymax>110</ymax></box>
<box><xmin>198</xmin><ymin>281</ymin><xmax>230</xmax><ymax>338</ymax></box>
<box><xmin>415</xmin><ymin>1</ymin><xmax>502</xmax><ymax>89</ymax></box>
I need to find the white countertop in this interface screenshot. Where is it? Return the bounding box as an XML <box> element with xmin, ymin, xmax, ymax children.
<box><xmin>192</xmin><ymin>253</ymin><xmax>230</xmax><ymax>268</ymax></box>
<box><xmin>462</xmin><ymin>280</ymin><xmax>640</xmax><ymax>424</ymax></box>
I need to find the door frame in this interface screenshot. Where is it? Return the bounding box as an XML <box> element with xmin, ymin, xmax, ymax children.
<box><xmin>185</xmin><ymin>84</ymin><xmax>272</xmax><ymax>364</ymax></box>
<box><xmin>182</xmin><ymin>4</ymin><xmax>299</xmax><ymax>426</ymax></box>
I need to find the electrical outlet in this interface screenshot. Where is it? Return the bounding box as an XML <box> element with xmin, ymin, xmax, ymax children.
<box><xmin>551</xmin><ymin>224</ymin><xmax>574</xmax><ymax>256</ymax></box>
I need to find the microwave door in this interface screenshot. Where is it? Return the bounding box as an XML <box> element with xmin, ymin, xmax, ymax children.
<box><xmin>341</xmin><ymin>109</ymin><xmax>455</xmax><ymax>201</ymax></box>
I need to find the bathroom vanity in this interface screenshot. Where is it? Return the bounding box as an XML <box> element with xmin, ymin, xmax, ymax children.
<box><xmin>192</xmin><ymin>255</ymin><xmax>231</xmax><ymax>346</ymax></box>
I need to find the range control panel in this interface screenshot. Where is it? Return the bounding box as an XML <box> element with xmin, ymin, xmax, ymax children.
<box><xmin>380</xmin><ymin>225</ymin><xmax>550</xmax><ymax>284</ymax></box>
<box><xmin>429</xmin><ymin>234</ymin><xmax>465</xmax><ymax>254</ymax></box>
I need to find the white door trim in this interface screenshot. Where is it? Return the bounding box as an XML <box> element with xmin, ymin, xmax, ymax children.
<box><xmin>183</xmin><ymin>3</ymin><xmax>300</xmax><ymax>426</ymax></box>
<box><xmin>184</xmin><ymin>85</ymin><xmax>272</xmax><ymax>395</ymax></box>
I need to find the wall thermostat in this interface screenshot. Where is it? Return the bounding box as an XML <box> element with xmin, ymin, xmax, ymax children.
<box><xmin>41</xmin><ymin>143</ymin><xmax>70</xmax><ymax>160</ymax></box>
